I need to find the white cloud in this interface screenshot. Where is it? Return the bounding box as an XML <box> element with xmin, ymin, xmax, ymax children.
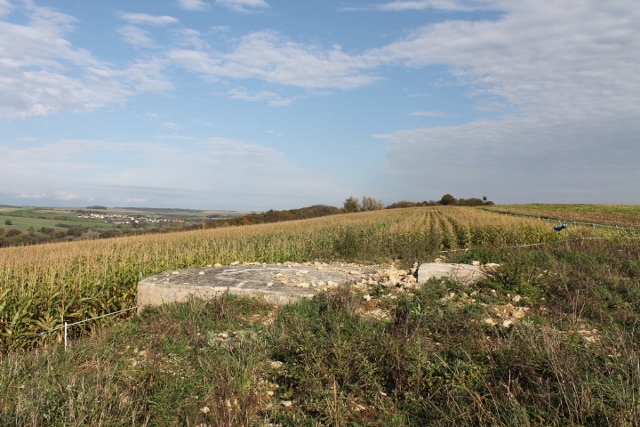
<box><xmin>178</xmin><ymin>0</ymin><xmax>208</xmax><ymax>11</ymax></box>
<box><xmin>228</xmin><ymin>87</ymin><xmax>296</xmax><ymax>106</ymax></box>
<box><xmin>372</xmin><ymin>0</ymin><xmax>640</xmax><ymax>117</ymax></box>
<box><xmin>408</xmin><ymin>110</ymin><xmax>450</xmax><ymax>117</ymax></box>
<box><xmin>18</xmin><ymin>191</ymin><xmax>80</xmax><ymax>201</ymax></box>
<box><xmin>375</xmin><ymin>0</ymin><xmax>488</xmax><ymax>11</ymax></box>
<box><xmin>215</xmin><ymin>0</ymin><xmax>269</xmax><ymax>13</ymax></box>
<box><xmin>117</xmin><ymin>25</ymin><xmax>156</xmax><ymax>48</ymax></box>
<box><xmin>0</xmin><ymin>3</ymin><xmax>173</xmax><ymax>118</ymax></box>
<box><xmin>118</xmin><ymin>59</ymin><xmax>174</xmax><ymax>92</ymax></box>
<box><xmin>0</xmin><ymin>67</ymin><xmax>131</xmax><ymax>118</ymax></box>
<box><xmin>378</xmin><ymin>112</ymin><xmax>640</xmax><ymax>203</ymax></box>
<box><xmin>168</xmin><ymin>31</ymin><xmax>380</xmax><ymax>91</ymax></box>
<box><xmin>175</xmin><ymin>28</ymin><xmax>209</xmax><ymax>50</ymax></box>
<box><xmin>155</xmin><ymin>134</ymin><xmax>196</xmax><ymax>140</ymax></box>
<box><xmin>162</xmin><ymin>121</ymin><xmax>181</xmax><ymax>129</ymax></box>
<box><xmin>0</xmin><ymin>137</ymin><xmax>344</xmax><ymax>209</ymax></box>
<box><xmin>118</xmin><ymin>12</ymin><xmax>178</xmax><ymax>25</ymax></box>
<box><xmin>0</xmin><ymin>0</ymin><xmax>12</xmax><ymax>18</ymax></box>
<box><xmin>373</xmin><ymin>0</ymin><xmax>640</xmax><ymax>202</ymax></box>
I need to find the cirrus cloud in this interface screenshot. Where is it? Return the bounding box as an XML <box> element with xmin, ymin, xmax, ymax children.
<box><xmin>168</xmin><ymin>31</ymin><xmax>380</xmax><ymax>90</ymax></box>
<box><xmin>215</xmin><ymin>0</ymin><xmax>269</xmax><ymax>14</ymax></box>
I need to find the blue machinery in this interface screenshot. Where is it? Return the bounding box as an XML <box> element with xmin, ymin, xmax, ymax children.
<box><xmin>554</xmin><ymin>222</ymin><xmax>568</xmax><ymax>231</ymax></box>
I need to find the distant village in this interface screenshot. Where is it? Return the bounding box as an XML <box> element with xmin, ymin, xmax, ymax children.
<box><xmin>76</xmin><ymin>212</ymin><xmax>175</xmax><ymax>225</ymax></box>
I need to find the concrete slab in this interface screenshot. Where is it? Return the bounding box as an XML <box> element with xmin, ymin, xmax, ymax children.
<box><xmin>138</xmin><ymin>261</ymin><xmax>494</xmax><ymax>312</ymax></box>
<box><xmin>138</xmin><ymin>263</ymin><xmax>377</xmax><ymax>311</ymax></box>
<box><xmin>417</xmin><ymin>263</ymin><xmax>487</xmax><ymax>285</ymax></box>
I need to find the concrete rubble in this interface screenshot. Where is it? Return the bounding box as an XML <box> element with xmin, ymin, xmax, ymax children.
<box><xmin>138</xmin><ymin>259</ymin><xmax>535</xmax><ymax>328</ymax></box>
<box><xmin>139</xmin><ymin>260</ymin><xmax>499</xmax><ymax>309</ymax></box>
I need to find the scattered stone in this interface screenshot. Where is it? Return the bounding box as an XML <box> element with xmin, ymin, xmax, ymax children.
<box><xmin>484</xmin><ymin>317</ymin><xmax>498</xmax><ymax>326</ymax></box>
<box><xmin>230</xmin><ymin>261</ymin><xmax>240</xmax><ymax>266</ymax></box>
<box><xmin>513</xmin><ymin>308</ymin><xmax>528</xmax><ymax>319</ymax></box>
<box><xmin>353</xmin><ymin>403</ymin><xmax>367</xmax><ymax>412</ymax></box>
<box><xmin>281</xmin><ymin>400</ymin><xmax>293</xmax><ymax>408</ymax></box>
<box><xmin>270</xmin><ymin>361</ymin><xmax>284</xmax><ymax>370</ymax></box>
<box><xmin>417</xmin><ymin>263</ymin><xmax>486</xmax><ymax>285</ymax></box>
<box><xmin>482</xmin><ymin>263</ymin><xmax>502</xmax><ymax>272</ymax></box>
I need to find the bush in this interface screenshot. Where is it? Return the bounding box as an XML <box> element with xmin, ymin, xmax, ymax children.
<box><xmin>6</xmin><ymin>229</ymin><xmax>21</xmax><ymax>237</ymax></box>
<box><xmin>439</xmin><ymin>194</ymin><xmax>457</xmax><ymax>205</ymax></box>
<box><xmin>343</xmin><ymin>196</ymin><xmax>361</xmax><ymax>213</ymax></box>
<box><xmin>361</xmin><ymin>196</ymin><xmax>384</xmax><ymax>211</ymax></box>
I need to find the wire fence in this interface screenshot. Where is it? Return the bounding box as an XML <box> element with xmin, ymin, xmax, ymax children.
<box><xmin>35</xmin><ymin>306</ymin><xmax>139</xmax><ymax>350</ymax></box>
<box><xmin>437</xmin><ymin>236</ymin><xmax>631</xmax><ymax>253</ymax></box>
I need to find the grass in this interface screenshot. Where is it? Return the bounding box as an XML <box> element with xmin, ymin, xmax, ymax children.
<box><xmin>1</xmin><ymin>232</ymin><xmax>639</xmax><ymax>425</ymax></box>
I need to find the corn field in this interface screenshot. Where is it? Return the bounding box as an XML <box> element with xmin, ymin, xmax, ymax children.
<box><xmin>0</xmin><ymin>207</ymin><xmax>620</xmax><ymax>350</ymax></box>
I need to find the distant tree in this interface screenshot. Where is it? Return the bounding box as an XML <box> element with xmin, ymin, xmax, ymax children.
<box><xmin>343</xmin><ymin>196</ymin><xmax>361</xmax><ymax>213</ymax></box>
<box><xmin>457</xmin><ymin>197</ymin><xmax>485</xmax><ymax>206</ymax></box>
<box><xmin>53</xmin><ymin>230</ymin><xmax>67</xmax><ymax>239</ymax></box>
<box><xmin>100</xmin><ymin>230</ymin><xmax>118</xmax><ymax>239</ymax></box>
<box><xmin>361</xmin><ymin>196</ymin><xmax>384</xmax><ymax>211</ymax></box>
<box><xmin>78</xmin><ymin>230</ymin><xmax>100</xmax><ymax>240</ymax></box>
<box><xmin>483</xmin><ymin>196</ymin><xmax>487</xmax><ymax>201</ymax></box>
<box><xmin>4</xmin><ymin>219</ymin><xmax>12</xmax><ymax>226</ymax></box>
<box><xmin>386</xmin><ymin>201</ymin><xmax>420</xmax><ymax>209</ymax></box>
<box><xmin>6</xmin><ymin>229</ymin><xmax>21</xmax><ymax>237</ymax></box>
<box><xmin>439</xmin><ymin>194</ymin><xmax>457</xmax><ymax>205</ymax></box>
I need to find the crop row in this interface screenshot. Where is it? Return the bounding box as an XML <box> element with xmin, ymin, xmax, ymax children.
<box><xmin>0</xmin><ymin>207</ymin><xmax>619</xmax><ymax>350</ymax></box>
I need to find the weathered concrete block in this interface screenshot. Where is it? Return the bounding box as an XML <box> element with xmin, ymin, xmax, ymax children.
<box><xmin>137</xmin><ymin>264</ymin><xmax>376</xmax><ymax>312</ymax></box>
<box><xmin>417</xmin><ymin>263</ymin><xmax>487</xmax><ymax>285</ymax></box>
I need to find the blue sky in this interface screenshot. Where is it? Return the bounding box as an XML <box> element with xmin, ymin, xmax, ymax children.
<box><xmin>1</xmin><ymin>0</ymin><xmax>639</xmax><ymax>210</ymax></box>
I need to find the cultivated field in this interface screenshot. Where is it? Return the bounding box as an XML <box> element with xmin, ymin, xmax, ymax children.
<box><xmin>0</xmin><ymin>206</ymin><xmax>626</xmax><ymax>350</ymax></box>
<box><xmin>484</xmin><ymin>204</ymin><xmax>640</xmax><ymax>227</ymax></box>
